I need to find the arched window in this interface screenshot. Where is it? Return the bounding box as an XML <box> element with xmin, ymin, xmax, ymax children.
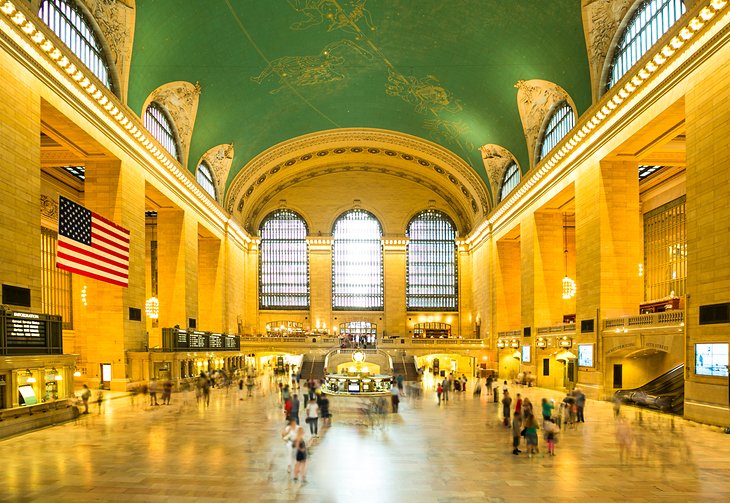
<box><xmin>537</xmin><ymin>102</ymin><xmax>575</xmax><ymax>163</ymax></box>
<box><xmin>196</xmin><ymin>161</ymin><xmax>217</xmax><ymax>200</ymax></box>
<box><xmin>38</xmin><ymin>0</ymin><xmax>114</xmax><ymax>93</ymax></box>
<box><xmin>259</xmin><ymin>209</ymin><xmax>309</xmax><ymax>309</ymax></box>
<box><xmin>144</xmin><ymin>102</ymin><xmax>181</xmax><ymax>161</ymax></box>
<box><xmin>406</xmin><ymin>210</ymin><xmax>458</xmax><ymax>311</ymax></box>
<box><xmin>499</xmin><ymin>163</ymin><xmax>520</xmax><ymax>202</ymax></box>
<box><xmin>332</xmin><ymin>209</ymin><xmax>383</xmax><ymax>310</ymax></box>
<box><xmin>606</xmin><ymin>0</ymin><xmax>686</xmax><ymax>91</ymax></box>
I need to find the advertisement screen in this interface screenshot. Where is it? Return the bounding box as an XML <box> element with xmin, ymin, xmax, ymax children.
<box><xmin>18</xmin><ymin>384</ymin><xmax>38</xmax><ymax>406</ymax></box>
<box><xmin>521</xmin><ymin>345</ymin><xmax>531</xmax><ymax>363</ymax></box>
<box><xmin>695</xmin><ymin>343</ymin><xmax>729</xmax><ymax>377</ymax></box>
<box><xmin>578</xmin><ymin>344</ymin><xmax>594</xmax><ymax>367</ymax></box>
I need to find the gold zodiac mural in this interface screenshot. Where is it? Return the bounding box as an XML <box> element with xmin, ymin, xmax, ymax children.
<box><xmin>288</xmin><ymin>0</ymin><xmax>376</xmax><ymax>35</ymax></box>
<box><xmin>251</xmin><ymin>39</ymin><xmax>372</xmax><ymax>94</ymax></box>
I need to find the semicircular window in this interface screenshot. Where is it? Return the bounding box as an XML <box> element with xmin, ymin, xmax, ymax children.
<box><xmin>144</xmin><ymin>102</ymin><xmax>181</xmax><ymax>162</ymax></box>
<box><xmin>196</xmin><ymin>161</ymin><xmax>217</xmax><ymax>200</ymax></box>
<box><xmin>499</xmin><ymin>163</ymin><xmax>520</xmax><ymax>203</ymax></box>
<box><xmin>332</xmin><ymin>209</ymin><xmax>383</xmax><ymax>310</ymax></box>
<box><xmin>406</xmin><ymin>210</ymin><xmax>457</xmax><ymax>311</ymax></box>
<box><xmin>606</xmin><ymin>0</ymin><xmax>686</xmax><ymax>91</ymax></box>
<box><xmin>259</xmin><ymin>209</ymin><xmax>309</xmax><ymax>310</ymax></box>
<box><xmin>537</xmin><ymin>102</ymin><xmax>575</xmax><ymax>163</ymax></box>
<box><xmin>38</xmin><ymin>0</ymin><xmax>114</xmax><ymax>93</ymax></box>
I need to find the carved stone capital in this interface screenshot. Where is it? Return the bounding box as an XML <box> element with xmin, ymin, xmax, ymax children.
<box><xmin>145</xmin><ymin>81</ymin><xmax>201</xmax><ymax>166</ymax></box>
<box><xmin>479</xmin><ymin>144</ymin><xmax>519</xmax><ymax>203</ymax></box>
<box><xmin>581</xmin><ymin>0</ymin><xmax>634</xmax><ymax>100</ymax></box>
<box><xmin>40</xmin><ymin>194</ymin><xmax>58</xmax><ymax>219</ymax></box>
<box><xmin>515</xmin><ymin>79</ymin><xmax>575</xmax><ymax>168</ymax></box>
<box><xmin>199</xmin><ymin>143</ymin><xmax>234</xmax><ymax>201</ymax></box>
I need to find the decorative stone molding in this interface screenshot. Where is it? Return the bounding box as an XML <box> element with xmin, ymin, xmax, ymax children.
<box><xmin>224</xmin><ymin>128</ymin><xmax>491</xmax><ymax>225</ymax></box>
<box><xmin>199</xmin><ymin>143</ymin><xmax>234</xmax><ymax>202</ymax></box>
<box><xmin>40</xmin><ymin>194</ymin><xmax>58</xmax><ymax>219</ymax></box>
<box><xmin>514</xmin><ymin>79</ymin><xmax>576</xmax><ymax>168</ymax></box>
<box><xmin>144</xmin><ymin>81</ymin><xmax>201</xmax><ymax>166</ymax></box>
<box><xmin>479</xmin><ymin>144</ymin><xmax>519</xmax><ymax>204</ymax></box>
<box><xmin>581</xmin><ymin>0</ymin><xmax>634</xmax><ymax>101</ymax></box>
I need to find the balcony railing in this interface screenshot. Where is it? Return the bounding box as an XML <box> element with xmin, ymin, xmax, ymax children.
<box><xmin>536</xmin><ymin>324</ymin><xmax>576</xmax><ymax>335</ymax></box>
<box><xmin>602</xmin><ymin>310</ymin><xmax>684</xmax><ymax>332</ymax></box>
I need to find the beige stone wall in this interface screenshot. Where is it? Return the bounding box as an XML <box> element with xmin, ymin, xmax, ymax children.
<box><xmin>0</xmin><ymin>49</ymin><xmax>42</xmax><ymax>310</ymax></box>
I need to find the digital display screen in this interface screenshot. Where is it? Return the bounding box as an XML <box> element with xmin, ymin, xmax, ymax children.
<box><xmin>348</xmin><ymin>383</ymin><xmax>360</xmax><ymax>392</ymax></box>
<box><xmin>578</xmin><ymin>344</ymin><xmax>594</xmax><ymax>367</ymax></box>
<box><xmin>695</xmin><ymin>343</ymin><xmax>729</xmax><ymax>377</ymax></box>
<box><xmin>521</xmin><ymin>345</ymin><xmax>531</xmax><ymax>363</ymax></box>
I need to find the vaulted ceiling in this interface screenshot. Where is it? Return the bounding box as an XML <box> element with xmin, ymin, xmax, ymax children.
<box><xmin>128</xmin><ymin>0</ymin><xmax>591</xmax><ymax>195</ymax></box>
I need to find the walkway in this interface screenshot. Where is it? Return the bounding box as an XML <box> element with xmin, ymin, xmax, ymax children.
<box><xmin>1</xmin><ymin>380</ymin><xmax>729</xmax><ymax>502</ymax></box>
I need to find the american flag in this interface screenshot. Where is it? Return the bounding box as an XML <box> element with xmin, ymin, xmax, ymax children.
<box><xmin>57</xmin><ymin>196</ymin><xmax>130</xmax><ymax>288</ymax></box>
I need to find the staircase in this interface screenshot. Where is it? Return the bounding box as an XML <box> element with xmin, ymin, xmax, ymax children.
<box><xmin>393</xmin><ymin>353</ymin><xmax>419</xmax><ymax>381</ymax></box>
<box><xmin>300</xmin><ymin>354</ymin><xmax>326</xmax><ymax>381</ymax></box>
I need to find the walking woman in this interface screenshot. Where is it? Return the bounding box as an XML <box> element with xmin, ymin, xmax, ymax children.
<box><xmin>306</xmin><ymin>397</ymin><xmax>320</xmax><ymax>437</ymax></box>
<box><xmin>293</xmin><ymin>426</ymin><xmax>308</xmax><ymax>482</ymax></box>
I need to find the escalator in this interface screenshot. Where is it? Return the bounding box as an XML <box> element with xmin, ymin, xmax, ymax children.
<box><xmin>614</xmin><ymin>363</ymin><xmax>684</xmax><ymax>414</ymax></box>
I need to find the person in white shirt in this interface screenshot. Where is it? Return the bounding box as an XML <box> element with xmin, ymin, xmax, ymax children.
<box><xmin>306</xmin><ymin>399</ymin><xmax>319</xmax><ymax>437</ymax></box>
<box><xmin>281</xmin><ymin>418</ymin><xmax>298</xmax><ymax>473</ymax></box>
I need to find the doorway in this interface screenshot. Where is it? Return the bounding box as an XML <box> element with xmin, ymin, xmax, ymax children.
<box><xmin>613</xmin><ymin>364</ymin><xmax>623</xmax><ymax>388</ymax></box>
<box><xmin>100</xmin><ymin>363</ymin><xmax>112</xmax><ymax>389</ymax></box>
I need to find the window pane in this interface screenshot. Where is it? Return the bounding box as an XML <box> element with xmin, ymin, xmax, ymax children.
<box><xmin>406</xmin><ymin>210</ymin><xmax>458</xmax><ymax>311</ymax></box>
<box><xmin>644</xmin><ymin>195</ymin><xmax>685</xmax><ymax>300</ymax></box>
<box><xmin>41</xmin><ymin>227</ymin><xmax>73</xmax><ymax>329</ymax></box>
<box><xmin>538</xmin><ymin>102</ymin><xmax>575</xmax><ymax>162</ymax></box>
<box><xmin>332</xmin><ymin>210</ymin><xmax>383</xmax><ymax>310</ymax></box>
<box><xmin>38</xmin><ymin>0</ymin><xmax>113</xmax><ymax>92</ymax></box>
<box><xmin>196</xmin><ymin>162</ymin><xmax>217</xmax><ymax>200</ymax></box>
<box><xmin>259</xmin><ymin>210</ymin><xmax>309</xmax><ymax>309</ymax></box>
<box><xmin>499</xmin><ymin>163</ymin><xmax>520</xmax><ymax>202</ymax></box>
<box><xmin>144</xmin><ymin>102</ymin><xmax>181</xmax><ymax>161</ymax></box>
<box><xmin>607</xmin><ymin>0</ymin><xmax>685</xmax><ymax>90</ymax></box>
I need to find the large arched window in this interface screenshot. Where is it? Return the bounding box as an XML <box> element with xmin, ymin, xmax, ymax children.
<box><xmin>259</xmin><ymin>209</ymin><xmax>309</xmax><ymax>309</ymax></box>
<box><xmin>499</xmin><ymin>163</ymin><xmax>520</xmax><ymax>202</ymax></box>
<box><xmin>537</xmin><ymin>102</ymin><xmax>575</xmax><ymax>163</ymax></box>
<box><xmin>196</xmin><ymin>161</ymin><xmax>217</xmax><ymax>200</ymax></box>
<box><xmin>144</xmin><ymin>102</ymin><xmax>181</xmax><ymax>162</ymax></box>
<box><xmin>332</xmin><ymin>209</ymin><xmax>383</xmax><ymax>310</ymax></box>
<box><xmin>406</xmin><ymin>210</ymin><xmax>458</xmax><ymax>311</ymax></box>
<box><xmin>606</xmin><ymin>0</ymin><xmax>685</xmax><ymax>91</ymax></box>
<box><xmin>38</xmin><ymin>0</ymin><xmax>114</xmax><ymax>93</ymax></box>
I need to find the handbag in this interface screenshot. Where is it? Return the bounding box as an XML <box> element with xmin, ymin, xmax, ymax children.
<box><xmin>520</xmin><ymin>428</ymin><xmax>526</xmax><ymax>437</ymax></box>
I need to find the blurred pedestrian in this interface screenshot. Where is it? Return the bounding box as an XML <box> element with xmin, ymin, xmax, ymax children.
<box><xmin>293</xmin><ymin>426</ymin><xmax>307</xmax><ymax>482</ymax></box>
<box><xmin>80</xmin><ymin>384</ymin><xmax>91</xmax><ymax>414</ymax></box>
<box><xmin>306</xmin><ymin>397</ymin><xmax>319</xmax><ymax>437</ymax></box>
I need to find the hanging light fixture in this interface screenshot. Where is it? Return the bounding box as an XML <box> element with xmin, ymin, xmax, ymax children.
<box><xmin>562</xmin><ymin>213</ymin><xmax>576</xmax><ymax>300</ymax></box>
<box><xmin>145</xmin><ymin>296</ymin><xmax>160</xmax><ymax>319</ymax></box>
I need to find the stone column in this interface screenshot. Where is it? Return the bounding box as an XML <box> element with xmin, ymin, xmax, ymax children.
<box><xmin>198</xmin><ymin>235</ymin><xmax>224</xmax><ymax>332</ymax></box>
<box><xmin>494</xmin><ymin>239</ymin><xmax>521</xmax><ymax>333</ymax></box>
<box><xmin>383</xmin><ymin>238</ymin><xmax>407</xmax><ymax>338</ymax></box>
<box><xmin>157</xmin><ymin>208</ymin><xmax>198</xmax><ymax>333</ymax></box>
<box><xmin>76</xmin><ymin>159</ymin><xmax>146</xmax><ymax>391</ymax></box>
<box><xmin>308</xmin><ymin>237</ymin><xmax>333</xmax><ymax>333</ymax></box>
<box><xmin>533</xmin><ymin>211</ymin><xmax>569</xmax><ymax>326</ymax></box>
<box><xmin>0</xmin><ymin>49</ymin><xmax>41</xmax><ymax>309</ymax></box>
<box><xmin>223</xmin><ymin>229</ymin><xmax>246</xmax><ymax>334</ymax></box>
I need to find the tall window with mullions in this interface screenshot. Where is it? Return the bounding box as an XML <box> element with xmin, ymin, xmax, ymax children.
<box><xmin>406</xmin><ymin>210</ymin><xmax>458</xmax><ymax>311</ymax></box>
<box><xmin>537</xmin><ymin>101</ymin><xmax>575</xmax><ymax>163</ymax></box>
<box><xmin>606</xmin><ymin>0</ymin><xmax>686</xmax><ymax>92</ymax></box>
<box><xmin>259</xmin><ymin>209</ymin><xmax>309</xmax><ymax>309</ymax></box>
<box><xmin>332</xmin><ymin>210</ymin><xmax>383</xmax><ymax>310</ymax></box>
<box><xmin>38</xmin><ymin>0</ymin><xmax>115</xmax><ymax>94</ymax></box>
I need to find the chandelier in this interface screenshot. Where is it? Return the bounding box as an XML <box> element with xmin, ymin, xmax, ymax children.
<box><xmin>562</xmin><ymin>213</ymin><xmax>576</xmax><ymax>299</ymax></box>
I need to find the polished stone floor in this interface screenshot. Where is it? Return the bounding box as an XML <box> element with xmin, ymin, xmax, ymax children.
<box><xmin>2</xmin><ymin>377</ymin><xmax>730</xmax><ymax>503</ymax></box>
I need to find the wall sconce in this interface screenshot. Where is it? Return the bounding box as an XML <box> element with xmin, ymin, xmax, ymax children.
<box><xmin>496</xmin><ymin>339</ymin><xmax>506</xmax><ymax>349</ymax></box>
<box><xmin>25</xmin><ymin>369</ymin><xmax>36</xmax><ymax>383</ymax></box>
<box><xmin>510</xmin><ymin>339</ymin><xmax>520</xmax><ymax>348</ymax></box>
<box><xmin>73</xmin><ymin>369</ymin><xmax>81</xmax><ymax>377</ymax></box>
<box><xmin>559</xmin><ymin>335</ymin><xmax>573</xmax><ymax>348</ymax></box>
<box><xmin>145</xmin><ymin>297</ymin><xmax>159</xmax><ymax>319</ymax></box>
<box><xmin>537</xmin><ymin>337</ymin><xmax>547</xmax><ymax>348</ymax></box>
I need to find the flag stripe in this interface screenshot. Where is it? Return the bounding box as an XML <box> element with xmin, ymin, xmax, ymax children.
<box><xmin>57</xmin><ymin>251</ymin><xmax>129</xmax><ymax>278</ymax></box>
<box><xmin>56</xmin><ymin>262</ymin><xmax>128</xmax><ymax>288</ymax></box>
<box><xmin>91</xmin><ymin>219</ymin><xmax>130</xmax><ymax>244</ymax></box>
<box><xmin>57</xmin><ymin>196</ymin><xmax>130</xmax><ymax>289</ymax></box>
<box><xmin>58</xmin><ymin>237</ymin><xmax>129</xmax><ymax>266</ymax></box>
<box><xmin>91</xmin><ymin>228</ymin><xmax>130</xmax><ymax>253</ymax></box>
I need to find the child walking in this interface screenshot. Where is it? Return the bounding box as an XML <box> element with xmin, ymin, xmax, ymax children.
<box><xmin>544</xmin><ymin>418</ymin><xmax>559</xmax><ymax>456</ymax></box>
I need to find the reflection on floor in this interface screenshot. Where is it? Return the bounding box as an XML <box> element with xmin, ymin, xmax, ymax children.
<box><xmin>1</xmin><ymin>378</ymin><xmax>730</xmax><ymax>503</ymax></box>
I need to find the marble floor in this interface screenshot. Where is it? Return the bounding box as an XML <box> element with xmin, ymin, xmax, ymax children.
<box><xmin>1</xmin><ymin>378</ymin><xmax>730</xmax><ymax>503</ymax></box>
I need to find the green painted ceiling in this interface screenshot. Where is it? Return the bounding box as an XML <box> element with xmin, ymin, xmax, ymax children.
<box><xmin>128</xmin><ymin>0</ymin><xmax>591</xmax><ymax>192</ymax></box>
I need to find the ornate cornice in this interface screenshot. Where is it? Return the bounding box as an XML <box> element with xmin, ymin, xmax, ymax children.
<box><xmin>581</xmin><ymin>0</ymin><xmax>634</xmax><ymax>101</ymax></box>
<box><xmin>225</xmin><ymin>128</ymin><xmax>490</xmax><ymax>223</ymax></box>
<box><xmin>40</xmin><ymin>194</ymin><xmax>58</xmax><ymax>219</ymax></box>
<box><xmin>515</xmin><ymin>79</ymin><xmax>576</xmax><ymax>168</ymax></box>
<box><xmin>243</xmin><ymin>164</ymin><xmax>472</xmax><ymax>235</ymax></box>
<box><xmin>144</xmin><ymin>81</ymin><xmax>201</xmax><ymax>167</ymax></box>
<box><xmin>479</xmin><ymin>144</ymin><xmax>519</xmax><ymax>204</ymax></box>
<box><xmin>199</xmin><ymin>143</ymin><xmax>234</xmax><ymax>202</ymax></box>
